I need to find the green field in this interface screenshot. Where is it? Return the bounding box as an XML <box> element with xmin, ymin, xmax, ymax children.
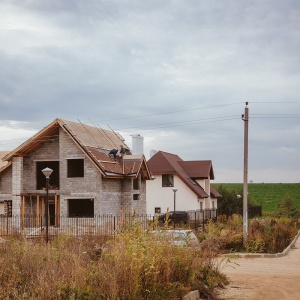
<box><xmin>212</xmin><ymin>183</ymin><xmax>300</xmax><ymax>214</ymax></box>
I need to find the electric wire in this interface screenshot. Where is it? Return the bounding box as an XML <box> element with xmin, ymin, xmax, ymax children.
<box><xmin>1</xmin><ymin>101</ymin><xmax>300</xmax><ymax>144</ymax></box>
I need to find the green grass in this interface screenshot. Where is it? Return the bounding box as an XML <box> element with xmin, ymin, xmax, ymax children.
<box><xmin>213</xmin><ymin>183</ymin><xmax>300</xmax><ymax>213</ymax></box>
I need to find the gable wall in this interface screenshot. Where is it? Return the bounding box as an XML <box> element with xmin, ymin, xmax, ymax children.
<box><xmin>146</xmin><ymin>174</ymin><xmax>199</xmax><ymax>214</ymax></box>
<box><xmin>59</xmin><ymin>129</ymin><xmax>146</xmax><ymax>216</ymax></box>
<box><xmin>0</xmin><ymin>166</ymin><xmax>12</xmax><ymax>200</ymax></box>
<box><xmin>23</xmin><ymin>134</ymin><xmax>59</xmax><ymax>192</ymax></box>
<box><xmin>59</xmin><ymin>128</ymin><xmax>106</xmax><ymax>216</ymax></box>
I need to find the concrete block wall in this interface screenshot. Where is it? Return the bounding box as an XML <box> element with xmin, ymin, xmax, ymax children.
<box><xmin>12</xmin><ymin>157</ymin><xmax>23</xmax><ymax>216</ymax></box>
<box><xmin>59</xmin><ymin>129</ymin><xmax>108</xmax><ymax>216</ymax></box>
<box><xmin>0</xmin><ymin>166</ymin><xmax>12</xmax><ymax>197</ymax></box>
<box><xmin>121</xmin><ymin>178</ymin><xmax>134</xmax><ymax>214</ymax></box>
<box><xmin>23</xmin><ymin>134</ymin><xmax>59</xmax><ymax>192</ymax></box>
<box><xmin>131</xmin><ymin>176</ymin><xmax>147</xmax><ymax>215</ymax></box>
<box><xmin>100</xmin><ymin>178</ymin><xmax>122</xmax><ymax>214</ymax></box>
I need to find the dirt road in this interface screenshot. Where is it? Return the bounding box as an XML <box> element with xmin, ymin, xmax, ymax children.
<box><xmin>217</xmin><ymin>235</ymin><xmax>300</xmax><ymax>300</ymax></box>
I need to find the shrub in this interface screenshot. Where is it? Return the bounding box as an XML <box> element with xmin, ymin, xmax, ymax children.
<box><xmin>248</xmin><ymin>217</ymin><xmax>298</xmax><ymax>253</ymax></box>
<box><xmin>198</xmin><ymin>215</ymin><xmax>298</xmax><ymax>254</ymax></box>
<box><xmin>275</xmin><ymin>194</ymin><xmax>300</xmax><ymax>219</ymax></box>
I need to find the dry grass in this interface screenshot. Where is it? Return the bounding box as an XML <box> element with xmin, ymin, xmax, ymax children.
<box><xmin>198</xmin><ymin>215</ymin><xmax>299</xmax><ymax>254</ymax></box>
<box><xmin>0</xmin><ymin>219</ymin><xmax>227</xmax><ymax>300</ymax></box>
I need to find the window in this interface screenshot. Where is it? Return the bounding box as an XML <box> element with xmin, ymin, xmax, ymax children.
<box><xmin>4</xmin><ymin>200</ymin><xmax>12</xmax><ymax>217</ymax></box>
<box><xmin>36</xmin><ymin>161</ymin><xmax>60</xmax><ymax>190</ymax></box>
<box><xmin>155</xmin><ymin>207</ymin><xmax>161</xmax><ymax>214</ymax></box>
<box><xmin>199</xmin><ymin>201</ymin><xmax>203</xmax><ymax>211</ymax></box>
<box><xmin>68</xmin><ymin>199</ymin><xmax>94</xmax><ymax>217</ymax></box>
<box><xmin>67</xmin><ymin>159</ymin><xmax>84</xmax><ymax>178</ymax></box>
<box><xmin>212</xmin><ymin>201</ymin><xmax>215</xmax><ymax>209</ymax></box>
<box><xmin>162</xmin><ymin>174</ymin><xmax>174</xmax><ymax>187</ymax></box>
<box><xmin>133</xmin><ymin>194</ymin><xmax>140</xmax><ymax>200</ymax></box>
<box><xmin>133</xmin><ymin>178</ymin><xmax>139</xmax><ymax>190</ymax></box>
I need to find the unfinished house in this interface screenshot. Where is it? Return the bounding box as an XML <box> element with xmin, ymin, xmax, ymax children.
<box><xmin>0</xmin><ymin>119</ymin><xmax>151</xmax><ymax>232</ymax></box>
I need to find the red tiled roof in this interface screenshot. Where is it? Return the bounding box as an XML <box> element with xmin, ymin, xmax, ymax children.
<box><xmin>147</xmin><ymin>151</ymin><xmax>220</xmax><ymax>199</ymax></box>
<box><xmin>210</xmin><ymin>185</ymin><xmax>222</xmax><ymax>198</ymax></box>
<box><xmin>178</xmin><ymin>161</ymin><xmax>214</xmax><ymax>179</ymax></box>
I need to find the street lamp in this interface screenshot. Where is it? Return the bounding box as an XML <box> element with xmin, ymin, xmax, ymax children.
<box><xmin>172</xmin><ymin>188</ymin><xmax>178</xmax><ymax>229</ymax></box>
<box><xmin>42</xmin><ymin>167</ymin><xmax>53</xmax><ymax>243</ymax></box>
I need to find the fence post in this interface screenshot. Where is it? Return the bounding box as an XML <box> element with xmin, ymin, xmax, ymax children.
<box><xmin>6</xmin><ymin>215</ymin><xmax>9</xmax><ymax>236</ymax></box>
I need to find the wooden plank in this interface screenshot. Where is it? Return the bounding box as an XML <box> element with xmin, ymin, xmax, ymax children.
<box><xmin>36</xmin><ymin>196</ymin><xmax>40</xmax><ymax>226</ymax></box>
<box><xmin>21</xmin><ymin>196</ymin><xmax>25</xmax><ymax>227</ymax></box>
<box><xmin>42</xmin><ymin>197</ymin><xmax>44</xmax><ymax>226</ymax></box>
<box><xmin>54</xmin><ymin>194</ymin><xmax>57</xmax><ymax>215</ymax></box>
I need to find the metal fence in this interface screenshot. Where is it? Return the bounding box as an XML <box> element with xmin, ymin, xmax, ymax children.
<box><xmin>0</xmin><ymin>209</ymin><xmax>218</xmax><ymax>238</ymax></box>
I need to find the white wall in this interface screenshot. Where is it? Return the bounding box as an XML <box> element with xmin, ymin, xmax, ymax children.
<box><xmin>146</xmin><ymin>175</ymin><xmax>202</xmax><ymax>214</ymax></box>
<box><xmin>147</xmin><ymin>175</ymin><xmax>218</xmax><ymax>215</ymax></box>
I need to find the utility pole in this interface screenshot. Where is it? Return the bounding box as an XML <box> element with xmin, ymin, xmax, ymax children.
<box><xmin>242</xmin><ymin>102</ymin><xmax>249</xmax><ymax>247</ymax></box>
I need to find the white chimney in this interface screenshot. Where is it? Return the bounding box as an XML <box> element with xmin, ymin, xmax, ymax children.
<box><xmin>131</xmin><ymin>134</ymin><xmax>144</xmax><ymax>155</ymax></box>
<box><xmin>150</xmin><ymin>149</ymin><xmax>157</xmax><ymax>158</ymax></box>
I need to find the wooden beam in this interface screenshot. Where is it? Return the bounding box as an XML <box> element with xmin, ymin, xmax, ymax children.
<box><xmin>42</xmin><ymin>197</ymin><xmax>44</xmax><ymax>226</ymax></box>
<box><xmin>36</xmin><ymin>195</ymin><xmax>40</xmax><ymax>226</ymax></box>
<box><xmin>21</xmin><ymin>196</ymin><xmax>25</xmax><ymax>227</ymax></box>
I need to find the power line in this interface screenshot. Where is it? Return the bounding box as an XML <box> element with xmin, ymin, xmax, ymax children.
<box><xmin>90</xmin><ymin>101</ymin><xmax>300</xmax><ymax>124</ymax></box>
<box><xmin>115</xmin><ymin>115</ymin><xmax>241</xmax><ymax>131</ymax></box>
<box><xmin>90</xmin><ymin>102</ymin><xmax>244</xmax><ymax>123</ymax></box>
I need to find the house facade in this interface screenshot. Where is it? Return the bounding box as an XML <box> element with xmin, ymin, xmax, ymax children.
<box><xmin>146</xmin><ymin>151</ymin><xmax>221</xmax><ymax>216</ymax></box>
<box><xmin>0</xmin><ymin>119</ymin><xmax>151</xmax><ymax>226</ymax></box>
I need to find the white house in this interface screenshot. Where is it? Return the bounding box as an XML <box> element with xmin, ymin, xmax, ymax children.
<box><xmin>146</xmin><ymin>151</ymin><xmax>221</xmax><ymax>215</ymax></box>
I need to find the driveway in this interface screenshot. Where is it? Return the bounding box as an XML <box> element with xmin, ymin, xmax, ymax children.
<box><xmin>217</xmin><ymin>234</ymin><xmax>300</xmax><ymax>300</ymax></box>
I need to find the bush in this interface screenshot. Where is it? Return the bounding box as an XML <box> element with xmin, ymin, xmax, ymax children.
<box><xmin>198</xmin><ymin>215</ymin><xmax>298</xmax><ymax>254</ymax></box>
<box><xmin>275</xmin><ymin>194</ymin><xmax>300</xmax><ymax>219</ymax></box>
<box><xmin>248</xmin><ymin>217</ymin><xmax>298</xmax><ymax>253</ymax></box>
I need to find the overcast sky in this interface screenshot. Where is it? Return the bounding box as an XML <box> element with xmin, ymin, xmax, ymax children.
<box><xmin>0</xmin><ymin>0</ymin><xmax>299</xmax><ymax>183</ymax></box>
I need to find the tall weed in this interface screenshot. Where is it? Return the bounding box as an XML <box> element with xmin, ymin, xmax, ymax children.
<box><xmin>0</xmin><ymin>219</ymin><xmax>227</xmax><ymax>300</ymax></box>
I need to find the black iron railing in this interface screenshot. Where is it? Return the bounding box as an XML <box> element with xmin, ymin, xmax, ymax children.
<box><xmin>0</xmin><ymin>209</ymin><xmax>218</xmax><ymax>238</ymax></box>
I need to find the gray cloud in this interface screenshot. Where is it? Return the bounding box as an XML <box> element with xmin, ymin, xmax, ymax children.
<box><xmin>0</xmin><ymin>0</ymin><xmax>299</xmax><ymax>182</ymax></box>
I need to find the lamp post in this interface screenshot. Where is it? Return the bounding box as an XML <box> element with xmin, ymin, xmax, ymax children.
<box><xmin>42</xmin><ymin>167</ymin><xmax>53</xmax><ymax>243</ymax></box>
<box><xmin>172</xmin><ymin>188</ymin><xmax>178</xmax><ymax>229</ymax></box>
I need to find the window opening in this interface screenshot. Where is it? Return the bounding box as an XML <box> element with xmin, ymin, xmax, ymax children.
<box><xmin>133</xmin><ymin>178</ymin><xmax>139</xmax><ymax>190</ymax></box>
<box><xmin>68</xmin><ymin>199</ymin><xmax>94</xmax><ymax>217</ymax></box>
<box><xmin>155</xmin><ymin>207</ymin><xmax>161</xmax><ymax>214</ymax></box>
<box><xmin>133</xmin><ymin>194</ymin><xmax>140</xmax><ymax>200</ymax></box>
<box><xmin>36</xmin><ymin>161</ymin><xmax>60</xmax><ymax>190</ymax></box>
<box><xmin>67</xmin><ymin>159</ymin><xmax>84</xmax><ymax>178</ymax></box>
<box><xmin>162</xmin><ymin>174</ymin><xmax>174</xmax><ymax>187</ymax></box>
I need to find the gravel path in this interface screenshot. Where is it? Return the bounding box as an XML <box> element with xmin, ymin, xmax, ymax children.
<box><xmin>216</xmin><ymin>235</ymin><xmax>300</xmax><ymax>300</ymax></box>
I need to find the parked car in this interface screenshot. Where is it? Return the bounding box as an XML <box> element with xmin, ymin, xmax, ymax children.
<box><xmin>151</xmin><ymin>229</ymin><xmax>200</xmax><ymax>249</ymax></box>
<box><xmin>158</xmin><ymin>211</ymin><xmax>188</xmax><ymax>224</ymax></box>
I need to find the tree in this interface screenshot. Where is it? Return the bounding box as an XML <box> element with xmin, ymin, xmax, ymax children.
<box><xmin>276</xmin><ymin>194</ymin><xmax>300</xmax><ymax>219</ymax></box>
<box><xmin>215</xmin><ymin>185</ymin><xmax>243</xmax><ymax>216</ymax></box>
